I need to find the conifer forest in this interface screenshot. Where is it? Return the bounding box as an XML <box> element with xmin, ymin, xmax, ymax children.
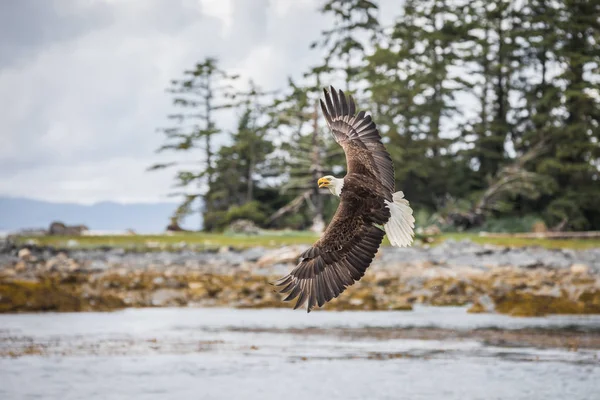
<box><xmin>151</xmin><ymin>0</ymin><xmax>600</xmax><ymax>233</ymax></box>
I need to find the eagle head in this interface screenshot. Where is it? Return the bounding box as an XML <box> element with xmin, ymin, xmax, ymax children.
<box><xmin>318</xmin><ymin>175</ymin><xmax>344</xmax><ymax>196</ymax></box>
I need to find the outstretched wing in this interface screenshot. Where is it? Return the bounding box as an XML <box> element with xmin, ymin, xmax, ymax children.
<box><xmin>274</xmin><ymin>184</ymin><xmax>389</xmax><ymax>312</ymax></box>
<box><xmin>320</xmin><ymin>86</ymin><xmax>395</xmax><ymax>197</ymax></box>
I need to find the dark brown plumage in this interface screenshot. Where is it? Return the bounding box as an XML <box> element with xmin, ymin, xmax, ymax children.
<box><xmin>274</xmin><ymin>86</ymin><xmax>396</xmax><ymax>312</ymax></box>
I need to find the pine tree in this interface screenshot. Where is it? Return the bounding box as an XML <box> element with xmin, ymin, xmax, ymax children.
<box><xmin>366</xmin><ymin>0</ymin><xmax>472</xmax><ymax>211</ymax></box>
<box><xmin>202</xmin><ymin>80</ymin><xmax>278</xmax><ymax>231</ymax></box>
<box><xmin>149</xmin><ymin>57</ymin><xmax>238</xmax><ymax>228</ymax></box>
<box><xmin>267</xmin><ymin>68</ymin><xmax>344</xmax><ymax>232</ymax></box>
<box><xmin>461</xmin><ymin>0</ymin><xmax>520</xmax><ymax>184</ymax></box>
<box><xmin>312</xmin><ymin>0</ymin><xmax>380</xmax><ymax>97</ymax></box>
<box><xmin>507</xmin><ymin>0</ymin><xmax>562</xmax><ymax>218</ymax></box>
<box><xmin>538</xmin><ymin>0</ymin><xmax>600</xmax><ymax>229</ymax></box>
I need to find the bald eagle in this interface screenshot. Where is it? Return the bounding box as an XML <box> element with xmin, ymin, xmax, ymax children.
<box><xmin>275</xmin><ymin>86</ymin><xmax>415</xmax><ymax>312</ymax></box>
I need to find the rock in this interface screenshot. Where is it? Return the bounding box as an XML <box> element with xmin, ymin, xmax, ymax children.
<box><xmin>18</xmin><ymin>248</ymin><xmax>32</xmax><ymax>261</ymax></box>
<box><xmin>531</xmin><ymin>221</ymin><xmax>547</xmax><ymax>233</ymax></box>
<box><xmin>578</xmin><ymin>289</ymin><xmax>600</xmax><ymax>313</ymax></box>
<box><xmin>150</xmin><ymin>289</ymin><xmax>186</xmax><ymax>307</ymax></box>
<box><xmin>0</xmin><ymin>236</ymin><xmax>15</xmax><ymax>254</ymax></box>
<box><xmin>240</xmin><ymin>247</ymin><xmax>266</xmax><ymax>262</ymax></box>
<box><xmin>570</xmin><ymin>263</ymin><xmax>590</xmax><ymax>275</ymax></box>
<box><xmin>422</xmin><ymin>225</ymin><xmax>441</xmax><ymax>236</ymax></box>
<box><xmin>468</xmin><ymin>294</ymin><xmax>495</xmax><ymax>313</ymax></box>
<box><xmin>49</xmin><ymin>221</ymin><xmax>88</xmax><ymax>236</ymax></box>
<box><xmin>166</xmin><ymin>217</ymin><xmax>188</xmax><ymax>232</ymax></box>
<box><xmin>2</xmin><ymin>237</ymin><xmax>600</xmax><ymax>314</ymax></box>
<box><xmin>349</xmin><ymin>298</ymin><xmax>363</xmax><ymax>306</ymax></box>
<box><xmin>66</xmin><ymin>259</ymin><xmax>83</xmax><ymax>272</ymax></box>
<box><xmin>14</xmin><ymin>261</ymin><xmax>27</xmax><ymax>273</ymax></box>
<box><xmin>445</xmin><ymin>281</ymin><xmax>465</xmax><ymax>296</ymax></box>
<box><xmin>529</xmin><ymin>285</ymin><xmax>562</xmax><ymax>298</ymax></box>
<box><xmin>152</xmin><ymin>277</ymin><xmax>165</xmax><ymax>286</ymax></box>
<box><xmin>14</xmin><ymin>228</ymin><xmax>47</xmax><ymax>237</ymax></box>
<box><xmin>388</xmin><ymin>301</ymin><xmax>413</xmax><ymax>311</ymax></box>
<box><xmin>173</xmin><ymin>241</ymin><xmax>187</xmax><ymax>250</ymax></box>
<box><xmin>227</xmin><ymin>219</ymin><xmax>260</xmax><ymax>235</ymax></box>
<box><xmin>491</xmin><ymin>291</ymin><xmax>584</xmax><ymax>317</ymax></box>
<box><xmin>256</xmin><ymin>246</ymin><xmax>307</xmax><ymax>268</ymax></box>
<box><xmin>218</xmin><ymin>246</ymin><xmax>230</xmax><ymax>254</ymax></box>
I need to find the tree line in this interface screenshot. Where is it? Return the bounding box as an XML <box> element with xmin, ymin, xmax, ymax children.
<box><xmin>150</xmin><ymin>0</ymin><xmax>600</xmax><ymax>233</ymax></box>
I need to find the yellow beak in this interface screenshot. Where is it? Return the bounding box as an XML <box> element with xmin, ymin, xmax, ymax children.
<box><xmin>318</xmin><ymin>177</ymin><xmax>330</xmax><ymax>188</ymax></box>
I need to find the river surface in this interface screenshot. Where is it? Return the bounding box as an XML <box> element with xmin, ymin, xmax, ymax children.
<box><xmin>1</xmin><ymin>306</ymin><xmax>599</xmax><ymax>400</ymax></box>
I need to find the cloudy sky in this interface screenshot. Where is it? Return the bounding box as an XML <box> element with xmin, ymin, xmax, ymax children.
<box><xmin>0</xmin><ymin>0</ymin><xmax>401</xmax><ymax>205</ymax></box>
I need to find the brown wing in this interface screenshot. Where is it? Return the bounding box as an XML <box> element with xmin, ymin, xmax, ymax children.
<box><xmin>274</xmin><ymin>183</ymin><xmax>389</xmax><ymax>312</ymax></box>
<box><xmin>320</xmin><ymin>86</ymin><xmax>395</xmax><ymax>196</ymax></box>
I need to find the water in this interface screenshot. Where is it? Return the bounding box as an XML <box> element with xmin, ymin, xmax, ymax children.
<box><xmin>1</xmin><ymin>306</ymin><xmax>599</xmax><ymax>400</ymax></box>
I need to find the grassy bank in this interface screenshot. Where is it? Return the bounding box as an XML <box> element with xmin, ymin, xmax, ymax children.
<box><xmin>12</xmin><ymin>231</ymin><xmax>320</xmax><ymax>251</ymax></box>
<box><xmin>11</xmin><ymin>231</ymin><xmax>600</xmax><ymax>250</ymax></box>
<box><xmin>441</xmin><ymin>233</ymin><xmax>600</xmax><ymax>250</ymax></box>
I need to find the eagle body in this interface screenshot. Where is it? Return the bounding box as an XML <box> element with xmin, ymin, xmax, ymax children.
<box><xmin>275</xmin><ymin>86</ymin><xmax>415</xmax><ymax>312</ymax></box>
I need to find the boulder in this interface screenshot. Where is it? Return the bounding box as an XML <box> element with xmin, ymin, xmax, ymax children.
<box><xmin>256</xmin><ymin>245</ymin><xmax>307</xmax><ymax>267</ymax></box>
<box><xmin>0</xmin><ymin>236</ymin><xmax>14</xmax><ymax>254</ymax></box>
<box><xmin>468</xmin><ymin>294</ymin><xmax>495</xmax><ymax>314</ymax></box>
<box><xmin>18</xmin><ymin>248</ymin><xmax>32</xmax><ymax>261</ymax></box>
<box><xmin>491</xmin><ymin>291</ymin><xmax>584</xmax><ymax>317</ymax></box>
<box><xmin>578</xmin><ymin>289</ymin><xmax>600</xmax><ymax>313</ymax></box>
<box><xmin>150</xmin><ymin>289</ymin><xmax>186</xmax><ymax>307</ymax></box>
<box><xmin>227</xmin><ymin>219</ymin><xmax>260</xmax><ymax>235</ymax></box>
<box><xmin>49</xmin><ymin>221</ymin><xmax>88</xmax><ymax>236</ymax></box>
<box><xmin>570</xmin><ymin>263</ymin><xmax>590</xmax><ymax>275</ymax></box>
<box><xmin>166</xmin><ymin>219</ymin><xmax>188</xmax><ymax>232</ymax></box>
<box><xmin>422</xmin><ymin>225</ymin><xmax>442</xmax><ymax>236</ymax></box>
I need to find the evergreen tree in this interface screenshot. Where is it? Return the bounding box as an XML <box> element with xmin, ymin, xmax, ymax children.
<box><xmin>538</xmin><ymin>0</ymin><xmax>600</xmax><ymax>229</ymax></box>
<box><xmin>366</xmin><ymin>0</ymin><xmax>472</xmax><ymax>211</ymax></box>
<box><xmin>508</xmin><ymin>0</ymin><xmax>562</xmax><ymax>217</ymax></box>
<box><xmin>312</xmin><ymin>0</ymin><xmax>380</xmax><ymax>97</ymax></box>
<box><xmin>149</xmin><ymin>0</ymin><xmax>600</xmax><ymax>231</ymax></box>
<box><xmin>202</xmin><ymin>81</ymin><xmax>278</xmax><ymax>231</ymax></box>
<box><xmin>149</xmin><ymin>57</ymin><xmax>238</xmax><ymax>228</ymax></box>
<box><xmin>268</xmin><ymin>69</ymin><xmax>346</xmax><ymax>232</ymax></box>
<box><xmin>462</xmin><ymin>0</ymin><xmax>520</xmax><ymax>184</ymax></box>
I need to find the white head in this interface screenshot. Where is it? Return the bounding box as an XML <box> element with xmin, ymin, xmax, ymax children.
<box><xmin>317</xmin><ymin>175</ymin><xmax>344</xmax><ymax>197</ymax></box>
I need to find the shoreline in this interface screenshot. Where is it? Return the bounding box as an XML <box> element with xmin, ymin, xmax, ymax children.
<box><xmin>1</xmin><ymin>239</ymin><xmax>599</xmax><ymax>316</ymax></box>
<box><xmin>2</xmin><ymin>306</ymin><xmax>600</xmax><ymax>359</ymax></box>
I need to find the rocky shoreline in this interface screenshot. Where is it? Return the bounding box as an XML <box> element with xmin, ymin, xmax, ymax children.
<box><xmin>1</xmin><ymin>238</ymin><xmax>599</xmax><ymax>316</ymax></box>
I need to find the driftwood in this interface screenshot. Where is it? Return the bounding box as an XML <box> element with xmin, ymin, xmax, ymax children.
<box><xmin>266</xmin><ymin>190</ymin><xmax>312</xmax><ymax>225</ymax></box>
<box><xmin>448</xmin><ymin>140</ymin><xmax>549</xmax><ymax>230</ymax></box>
<box><xmin>479</xmin><ymin>231</ymin><xmax>600</xmax><ymax>239</ymax></box>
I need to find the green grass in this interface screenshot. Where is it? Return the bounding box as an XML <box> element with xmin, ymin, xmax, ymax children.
<box><xmin>13</xmin><ymin>230</ymin><xmax>600</xmax><ymax>250</ymax></box>
<box><xmin>13</xmin><ymin>231</ymin><xmax>321</xmax><ymax>251</ymax></box>
<box><xmin>439</xmin><ymin>233</ymin><xmax>600</xmax><ymax>250</ymax></box>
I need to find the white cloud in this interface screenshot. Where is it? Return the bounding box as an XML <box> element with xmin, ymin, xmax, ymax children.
<box><xmin>0</xmin><ymin>0</ymin><xmax>400</xmax><ymax>204</ymax></box>
<box><xmin>200</xmin><ymin>0</ymin><xmax>233</xmax><ymax>33</ymax></box>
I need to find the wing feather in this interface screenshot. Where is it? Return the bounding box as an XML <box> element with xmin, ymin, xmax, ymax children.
<box><xmin>320</xmin><ymin>86</ymin><xmax>395</xmax><ymax>195</ymax></box>
<box><xmin>274</xmin><ymin>194</ymin><xmax>386</xmax><ymax>312</ymax></box>
<box><xmin>274</xmin><ymin>86</ymin><xmax>398</xmax><ymax>312</ymax></box>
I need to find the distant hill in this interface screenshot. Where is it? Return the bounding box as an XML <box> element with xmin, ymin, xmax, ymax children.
<box><xmin>0</xmin><ymin>197</ymin><xmax>202</xmax><ymax>234</ymax></box>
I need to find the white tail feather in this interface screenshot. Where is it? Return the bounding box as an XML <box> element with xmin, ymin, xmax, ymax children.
<box><xmin>384</xmin><ymin>191</ymin><xmax>415</xmax><ymax>247</ymax></box>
